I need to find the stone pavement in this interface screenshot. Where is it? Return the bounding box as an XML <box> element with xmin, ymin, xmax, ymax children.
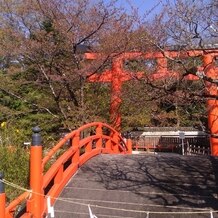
<box><xmin>54</xmin><ymin>153</ymin><xmax>218</xmax><ymax>218</ymax></box>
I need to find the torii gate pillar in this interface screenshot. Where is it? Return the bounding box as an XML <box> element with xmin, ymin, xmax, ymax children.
<box><xmin>86</xmin><ymin>50</ymin><xmax>218</xmax><ymax>155</ymax></box>
<box><xmin>110</xmin><ymin>59</ymin><xmax>122</xmax><ymax>131</ymax></box>
<box><xmin>87</xmin><ymin>55</ymin><xmax>143</xmax><ymax>131</ymax></box>
<box><xmin>204</xmin><ymin>54</ymin><xmax>218</xmax><ymax>155</ymax></box>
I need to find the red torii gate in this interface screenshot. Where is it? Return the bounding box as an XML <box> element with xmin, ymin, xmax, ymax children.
<box><xmin>85</xmin><ymin>49</ymin><xmax>218</xmax><ymax>155</ymax></box>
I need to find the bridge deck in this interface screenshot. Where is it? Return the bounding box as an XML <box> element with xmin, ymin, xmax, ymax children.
<box><xmin>54</xmin><ymin>153</ymin><xmax>218</xmax><ymax>218</ymax></box>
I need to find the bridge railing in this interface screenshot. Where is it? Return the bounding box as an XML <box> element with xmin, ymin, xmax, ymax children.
<box><xmin>131</xmin><ymin>135</ymin><xmax>210</xmax><ymax>155</ymax></box>
<box><xmin>2</xmin><ymin>122</ymin><xmax>132</xmax><ymax>218</ymax></box>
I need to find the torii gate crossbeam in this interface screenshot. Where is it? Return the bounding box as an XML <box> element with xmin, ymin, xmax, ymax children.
<box><xmin>85</xmin><ymin>49</ymin><xmax>218</xmax><ymax>155</ymax></box>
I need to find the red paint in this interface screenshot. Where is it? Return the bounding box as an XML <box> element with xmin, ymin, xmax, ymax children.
<box><xmin>5</xmin><ymin>122</ymin><xmax>131</xmax><ymax>217</ymax></box>
<box><xmin>0</xmin><ymin>193</ymin><xmax>5</xmax><ymax>218</ymax></box>
<box><xmin>28</xmin><ymin>146</ymin><xmax>44</xmax><ymax>217</ymax></box>
<box><xmin>203</xmin><ymin>54</ymin><xmax>218</xmax><ymax>155</ymax></box>
<box><xmin>86</xmin><ymin>49</ymin><xmax>218</xmax><ymax>155</ymax></box>
<box><xmin>88</xmin><ymin>57</ymin><xmax>143</xmax><ymax>130</ymax></box>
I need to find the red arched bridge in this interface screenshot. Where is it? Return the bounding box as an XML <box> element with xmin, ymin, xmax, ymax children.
<box><xmin>1</xmin><ymin>122</ymin><xmax>218</xmax><ymax>218</ymax></box>
<box><xmin>0</xmin><ymin>122</ymin><xmax>131</xmax><ymax>218</ymax></box>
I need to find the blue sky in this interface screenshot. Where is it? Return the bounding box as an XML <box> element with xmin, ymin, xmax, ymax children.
<box><xmin>115</xmin><ymin>0</ymin><xmax>164</xmax><ymax>18</ymax></box>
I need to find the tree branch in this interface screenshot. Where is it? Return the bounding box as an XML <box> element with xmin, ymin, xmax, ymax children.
<box><xmin>0</xmin><ymin>87</ymin><xmax>58</xmax><ymax>117</ymax></box>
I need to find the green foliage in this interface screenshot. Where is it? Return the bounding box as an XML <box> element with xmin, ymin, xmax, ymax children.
<box><xmin>124</xmin><ymin>59</ymin><xmax>156</xmax><ymax>73</ymax></box>
<box><xmin>84</xmin><ymin>83</ymin><xmax>110</xmax><ymax>122</ymax></box>
<box><xmin>121</xmin><ymin>78</ymin><xmax>207</xmax><ymax>130</ymax></box>
<box><xmin>0</xmin><ymin>0</ymin><xmax>211</xmax><ymax>204</ymax></box>
<box><xmin>41</xmin><ymin>19</ymin><xmax>54</xmax><ymax>33</ymax></box>
<box><xmin>0</xmin><ymin>121</ymin><xmax>28</xmax><ymax>147</ymax></box>
<box><xmin>0</xmin><ymin>96</ymin><xmax>22</xmax><ymax>110</ymax></box>
<box><xmin>168</xmin><ymin>56</ymin><xmax>202</xmax><ymax>72</ymax></box>
<box><xmin>121</xmin><ymin>80</ymin><xmax>153</xmax><ymax>129</ymax></box>
<box><xmin>0</xmin><ymin>146</ymin><xmax>29</xmax><ymax>202</ymax></box>
<box><xmin>0</xmin><ymin>121</ymin><xmax>60</xmax><ymax>203</ymax></box>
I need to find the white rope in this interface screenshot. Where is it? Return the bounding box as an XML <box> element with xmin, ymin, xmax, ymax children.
<box><xmin>1</xmin><ymin>179</ymin><xmax>31</xmax><ymax>193</ymax></box>
<box><xmin>64</xmin><ymin>186</ymin><xmax>216</xmax><ymax>199</ymax></box>
<box><xmin>59</xmin><ymin>196</ymin><xmax>211</xmax><ymax>211</ymax></box>
<box><xmin>54</xmin><ymin>209</ymin><xmax>133</xmax><ymax>218</ymax></box>
<box><xmin>88</xmin><ymin>205</ymin><xmax>98</xmax><ymax>218</ymax></box>
<box><xmin>211</xmin><ymin>210</ymin><xmax>214</xmax><ymax>218</ymax></box>
<box><xmin>1</xmin><ymin>178</ymin><xmax>218</xmax><ymax>216</ymax></box>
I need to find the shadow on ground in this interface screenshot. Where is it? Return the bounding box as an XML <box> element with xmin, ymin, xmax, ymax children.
<box><xmin>55</xmin><ymin>153</ymin><xmax>218</xmax><ymax>218</ymax></box>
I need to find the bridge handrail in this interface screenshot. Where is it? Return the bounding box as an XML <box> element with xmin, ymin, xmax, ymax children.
<box><xmin>42</xmin><ymin>122</ymin><xmax>127</xmax><ymax>166</ymax></box>
<box><xmin>4</xmin><ymin>122</ymin><xmax>132</xmax><ymax>218</ymax></box>
<box><xmin>5</xmin><ymin>192</ymin><xmax>29</xmax><ymax>217</ymax></box>
<box><xmin>42</xmin><ymin>131</ymin><xmax>77</xmax><ymax>168</ymax></box>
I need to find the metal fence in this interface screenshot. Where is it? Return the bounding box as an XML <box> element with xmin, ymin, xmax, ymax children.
<box><xmin>131</xmin><ymin>135</ymin><xmax>210</xmax><ymax>155</ymax></box>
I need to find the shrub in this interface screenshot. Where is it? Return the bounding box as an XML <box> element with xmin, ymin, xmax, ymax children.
<box><xmin>0</xmin><ymin>146</ymin><xmax>29</xmax><ymax>202</ymax></box>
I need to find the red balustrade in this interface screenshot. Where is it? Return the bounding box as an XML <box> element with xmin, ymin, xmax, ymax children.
<box><xmin>3</xmin><ymin>122</ymin><xmax>132</xmax><ymax>218</ymax></box>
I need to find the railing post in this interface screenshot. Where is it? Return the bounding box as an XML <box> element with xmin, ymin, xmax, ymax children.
<box><xmin>126</xmin><ymin>139</ymin><xmax>132</xmax><ymax>154</ymax></box>
<box><xmin>112</xmin><ymin>132</ymin><xmax>119</xmax><ymax>153</ymax></box>
<box><xmin>29</xmin><ymin>126</ymin><xmax>44</xmax><ymax>217</ymax></box>
<box><xmin>0</xmin><ymin>172</ymin><xmax>5</xmax><ymax>218</ymax></box>
<box><xmin>96</xmin><ymin>124</ymin><xmax>103</xmax><ymax>149</ymax></box>
<box><xmin>85</xmin><ymin>141</ymin><xmax>92</xmax><ymax>153</ymax></box>
<box><xmin>105</xmin><ymin>139</ymin><xmax>111</xmax><ymax>151</ymax></box>
<box><xmin>72</xmin><ymin>131</ymin><xmax>80</xmax><ymax>164</ymax></box>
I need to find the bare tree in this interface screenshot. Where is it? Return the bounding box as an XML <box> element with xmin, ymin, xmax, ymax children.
<box><xmin>120</xmin><ymin>0</ymin><xmax>218</xmax><ymax>129</ymax></box>
<box><xmin>0</xmin><ymin>0</ymin><xmax>139</xmax><ymax>128</ymax></box>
